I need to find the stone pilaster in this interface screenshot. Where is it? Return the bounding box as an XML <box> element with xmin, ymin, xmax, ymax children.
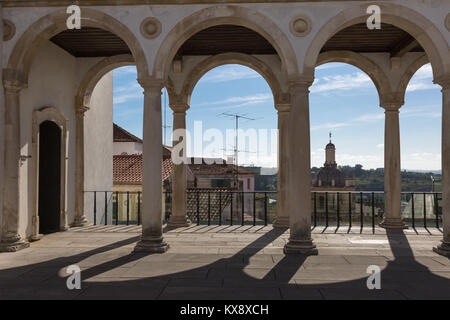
<box><xmin>0</xmin><ymin>73</ymin><xmax>29</xmax><ymax>252</ymax></box>
<box><xmin>167</xmin><ymin>97</ymin><xmax>190</xmax><ymax>228</ymax></box>
<box><xmin>134</xmin><ymin>79</ymin><xmax>168</xmax><ymax>253</ymax></box>
<box><xmin>72</xmin><ymin>100</ymin><xmax>89</xmax><ymax>227</ymax></box>
<box><xmin>284</xmin><ymin>77</ymin><xmax>317</xmax><ymax>255</ymax></box>
<box><xmin>379</xmin><ymin>102</ymin><xmax>407</xmax><ymax>229</ymax></box>
<box><xmin>434</xmin><ymin>76</ymin><xmax>450</xmax><ymax>257</ymax></box>
<box><xmin>273</xmin><ymin>101</ymin><xmax>290</xmax><ymax>228</ymax></box>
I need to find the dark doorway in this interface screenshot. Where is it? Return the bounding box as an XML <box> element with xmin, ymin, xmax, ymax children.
<box><xmin>38</xmin><ymin>121</ymin><xmax>61</xmax><ymax>234</ymax></box>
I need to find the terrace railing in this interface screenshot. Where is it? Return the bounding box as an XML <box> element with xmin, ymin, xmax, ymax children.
<box><xmin>83</xmin><ymin>190</ymin><xmax>442</xmax><ymax>233</ymax></box>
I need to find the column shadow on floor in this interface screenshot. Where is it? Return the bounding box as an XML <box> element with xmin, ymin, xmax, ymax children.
<box><xmin>0</xmin><ymin>228</ymin><xmax>449</xmax><ymax>299</ymax></box>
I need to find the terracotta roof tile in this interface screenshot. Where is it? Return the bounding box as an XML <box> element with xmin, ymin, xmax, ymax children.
<box><xmin>113</xmin><ymin>154</ymin><xmax>173</xmax><ymax>184</ymax></box>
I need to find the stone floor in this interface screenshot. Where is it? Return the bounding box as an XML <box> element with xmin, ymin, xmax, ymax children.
<box><xmin>0</xmin><ymin>225</ymin><xmax>449</xmax><ymax>300</ymax></box>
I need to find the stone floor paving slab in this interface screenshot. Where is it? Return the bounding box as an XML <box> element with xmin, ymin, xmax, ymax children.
<box><xmin>0</xmin><ymin>226</ymin><xmax>449</xmax><ymax>299</ymax></box>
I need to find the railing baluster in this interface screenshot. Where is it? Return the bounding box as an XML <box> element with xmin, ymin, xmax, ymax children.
<box><xmin>435</xmin><ymin>192</ymin><xmax>439</xmax><ymax>229</ymax></box>
<box><xmin>208</xmin><ymin>191</ymin><xmax>211</xmax><ymax>226</ymax></box>
<box><xmin>197</xmin><ymin>191</ymin><xmax>200</xmax><ymax>226</ymax></box>
<box><xmin>126</xmin><ymin>191</ymin><xmax>130</xmax><ymax>226</ymax></box>
<box><xmin>360</xmin><ymin>192</ymin><xmax>363</xmax><ymax>232</ymax></box>
<box><xmin>104</xmin><ymin>191</ymin><xmax>108</xmax><ymax>225</ymax></box>
<box><xmin>264</xmin><ymin>192</ymin><xmax>268</xmax><ymax>226</ymax></box>
<box><xmin>325</xmin><ymin>192</ymin><xmax>329</xmax><ymax>228</ymax></box>
<box><xmin>137</xmin><ymin>191</ymin><xmax>141</xmax><ymax>226</ymax></box>
<box><xmin>337</xmin><ymin>192</ymin><xmax>340</xmax><ymax>230</ymax></box>
<box><xmin>93</xmin><ymin>191</ymin><xmax>97</xmax><ymax>226</ymax></box>
<box><xmin>313</xmin><ymin>192</ymin><xmax>317</xmax><ymax>228</ymax></box>
<box><xmin>230</xmin><ymin>192</ymin><xmax>233</xmax><ymax>226</ymax></box>
<box><xmin>411</xmin><ymin>193</ymin><xmax>415</xmax><ymax>229</ymax></box>
<box><xmin>115</xmin><ymin>192</ymin><xmax>119</xmax><ymax>225</ymax></box>
<box><xmin>423</xmin><ymin>192</ymin><xmax>427</xmax><ymax>228</ymax></box>
<box><xmin>348</xmin><ymin>192</ymin><xmax>352</xmax><ymax>230</ymax></box>
<box><xmin>253</xmin><ymin>191</ymin><xmax>256</xmax><ymax>226</ymax></box>
<box><xmin>219</xmin><ymin>191</ymin><xmax>222</xmax><ymax>226</ymax></box>
<box><xmin>372</xmin><ymin>192</ymin><xmax>375</xmax><ymax>234</ymax></box>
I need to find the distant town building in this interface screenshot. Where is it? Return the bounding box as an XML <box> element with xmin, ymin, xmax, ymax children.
<box><xmin>312</xmin><ymin>137</ymin><xmax>356</xmax><ymax>214</ymax></box>
<box><xmin>112</xmin><ymin>124</ymin><xmax>255</xmax><ymax>222</ymax></box>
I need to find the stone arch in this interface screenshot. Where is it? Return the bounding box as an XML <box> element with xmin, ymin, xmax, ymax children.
<box><xmin>304</xmin><ymin>3</ymin><xmax>448</xmax><ymax>81</ymax></box>
<box><xmin>76</xmin><ymin>54</ymin><xmax>135</xmax><ymax>107</ymax></box>
<box><xmin>397</xmin><ymin>54</ymin><xmax>430</xmax><ymax>101</ymax></box>
<box><xmin>316</xmin><ymin>51</ymin><xmax>391</xmax><ymax>105</ymax></box>
<box><xmin>153</xmin><ymin>5</ymin><xmax>299</xmax><ymax>80</ymax></box>
<box><xmin>6</xmin><ymin>8</ymin><xmax>148</xmax><ymax>84</ymax></box>
<box><xmin>180</xmin><ymin>53</ymin><xmax>285</xmax><ymax>106</ymax></box>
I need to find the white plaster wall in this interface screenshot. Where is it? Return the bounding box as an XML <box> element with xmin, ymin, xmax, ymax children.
<box><xmin>84</xmin><ymin>71</ymin><xmax>114</xmax><ymax>223</ymax></box>
<box><xmin>19</xmin><ymin>41</ymin><xmax>77</xmax><ymax>238</ymax></box>
<box><xmin>113</xmin><ymin>141</ymin><xmax>142</xmax><ymax>155</ymax></box>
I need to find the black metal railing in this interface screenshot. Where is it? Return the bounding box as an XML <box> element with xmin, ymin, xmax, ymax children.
<box><xmin>83</xmin><ymin>190</ymin><xmax>442</xmax><ymax>233</ymax></box>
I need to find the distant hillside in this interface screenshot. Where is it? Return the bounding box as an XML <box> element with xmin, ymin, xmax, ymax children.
<box><xmin>248</xmin><ymin>165</ymin><xmax>442</xmax><ymax>192</ymax></box>
<box><xmin>312</xmin><ymin>164</ymin><xmax>442</xmax><ymax>192</ymax></box>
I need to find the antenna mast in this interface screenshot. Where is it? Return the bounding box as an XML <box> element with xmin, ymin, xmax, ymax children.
<box><xmin>220</xmin><ymin>112</ymin><xmax>257</xmax><ymax>190</ymax></box>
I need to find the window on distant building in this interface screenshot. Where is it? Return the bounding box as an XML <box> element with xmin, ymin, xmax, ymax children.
<box><xmin>211</xmin><ymin>179</ymin><xmax>231</xmax><ymax>188</ymax></box>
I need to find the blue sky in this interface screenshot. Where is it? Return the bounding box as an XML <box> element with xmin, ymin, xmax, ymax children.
<box><xmin>113</xmin><ymin>62</ymin><xmax>441</xmax><ymax>170</ymax></box>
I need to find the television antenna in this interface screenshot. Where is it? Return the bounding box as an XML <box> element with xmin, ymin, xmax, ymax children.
<box><xmin>218</xmin><ymin>112</ymin><xmax>259</xmax><ymax>190</ymax></box>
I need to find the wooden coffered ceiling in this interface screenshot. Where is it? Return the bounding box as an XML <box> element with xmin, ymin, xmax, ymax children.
<box><xmin>50</xmin><ymin>23</ymin><xmax>424</xmax><ymax>58</ymax></box>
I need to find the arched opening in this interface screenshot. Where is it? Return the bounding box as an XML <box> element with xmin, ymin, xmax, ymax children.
<box><xmin>307</xmin><ymin>8</ymin><xmax>447</xmax><ymax>230</ymax></box>
<box><xmin>400</xmin><ymin>62</ymin><xmax>442</xmax><ymax>226</ymax></box>
<box><xmin>310</xmin><ymin>62</ymin><xmax>383</xmax><ymax>227</ymax></box>
<box><xmin>38</xmin><ymin>121</ymin><xmax>62</xmax><ymax>234</ymax></box>
<box><xmin>185</xmin><ymin>63</ymin><xmax>277</xmax><ymax>225</ymax></box>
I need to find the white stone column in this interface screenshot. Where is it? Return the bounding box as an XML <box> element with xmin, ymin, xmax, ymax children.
<box><xmin>134</xmin><ymin>79</ymin><xmax>168</xmax><ymax>253</ymax></box>
<box><xmin>167</xmin><ymin>98</ymin><xmax>190</xmax><ymax>228</ymax></box>
<box><xmin>0</xmin><ymin>74</ymin><xmax>29</xmax><ymax>252</ymax></box>
<box><xmin>273</xmin><ymin>102</ymin><xmax>290</xmax><ymax>228</ymax></box>
<box><xmin>380</xmin><ymin>102</ymin><xmax>407</xmax><ymax>229</ymax></box>
<box><xmin>72</xmin><ymin>101</ymin><xmax>89</xmax><ymax>227</ymax></box>
<box><xmin>284</xmin><ymin>79</ymin><xmax>317</xmax><ymax>255</ymax></box>
<box><xmin>434</xmin><ymin>78</ymin><xmax>450</xmax><ymax>257</ymax></box>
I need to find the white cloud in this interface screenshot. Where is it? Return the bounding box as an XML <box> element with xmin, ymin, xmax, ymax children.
<box><xmin>199</xmin><ymin>65</ymin><xmax>261</xmax><ymax>83</ymax></box>
<box><xmin>406</xmin><ymin>63</ymin><xmax>440</xmax><ymax>92</ymax></box>
<box><xmin>311</xmin><ymin>111</ymin><xmax>384</xmax><ymax>131</ymax></box>
<box><xmin>192</xmin><ymin>93</ymin><xmax>272</xmax><ymax>111</ymax></box>
<box><xmin>311</xmin><ymin>72</ymin><xmax>373</xmax><ymax>94</ymax></box>
<box><xmin>376</xmin><ymin>144</ymin><xmax>384</xmax><ymax>148</ymax></box>
<box><xmin>114</xmin><ymin>66</ymin><xmax>137</xmax><ymax>75</ymax></box>
<box><xmin>113</xmin><ymin>82</ymin><xmax>142</xmax><ymax>104</ymax></box>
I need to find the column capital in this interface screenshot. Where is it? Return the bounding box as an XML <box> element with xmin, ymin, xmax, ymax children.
<box><xmin>380</xmin><ymin>92</ymin><xmax>404</xmax><ymax>111</ymax></box>
<box><xmin>274</xmin><ymin>92</ymin><xmax>290</xmax><ymax>105</ymax></box>
<box><xmin>434</xmin><ymin>75</ymin><xmax>450</xmax><ymax>90</ymax></box>
<box><xmin>3</xmin><ymin>68</ymin><xmax>27</xmax><ymax>93</ymax></box>
<box><xmin>381</xmin><ymin>102</ymin><xmax>403</xmax><ymax>112</ymax></box>
<box><xmin>75</xmin><ymin>105</ymin><xmax>89</xmax><ymax>115</ymax></box>
<box><xmin>288</xmin><ymin>74</ymin><xmax>314</xmax><ymax>92</ymax></box>
<box><xmin>169</xmin><ymin>93</ymin><xmax>190</xmax><ymax>113</ymax></box>
<box><xmin>138</xmin><ymin>77</ymin><xmax>164</xmax><ymax>96</ymax></box>
<box><xmin>275</xmin><ymin>104</ymin><xmax>291</xmax><ymax>113</ymax></box>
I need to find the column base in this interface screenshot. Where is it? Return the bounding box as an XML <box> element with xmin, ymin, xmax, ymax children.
<box><xmin>134</xmin><ymin>235</ymin><xmax>169</xmax><ymax>253</ymax></box>
<box><xmin>167</xmin><ymin>216</ymin><xmax>191</xmax><ymax>228</ymax></box>
<box><xmin>71</xmin><ymin>216</ymin><xmax>89</xmax><ymax>227</ymax></box>
<box><xmin>379</xmin><ymin>218</ymin><xmax>408</xmax><ymax>229</ymax></box>
<box><xmin>273</xmin><ymin>217</ymin><xmax>289</xmax><ymax>228</ymax></box>
<box><xmin>0</xmin><ymin>235</ymin><xmax>30</xmax><ymax>252</ymax></box>
<box><xmin>29</xmin><ymin>234</ymin><xmax>43</xmax><ymax>242</ymax></box>
<box><xmin>284</xmin><ymin>238</ymin><xmax>318</xmax><ymax>255</ymax></box>
<box><xmin>433</xmin><ymin>240</ymin><xmax>450</xmax><ymax>257</ymax></box>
